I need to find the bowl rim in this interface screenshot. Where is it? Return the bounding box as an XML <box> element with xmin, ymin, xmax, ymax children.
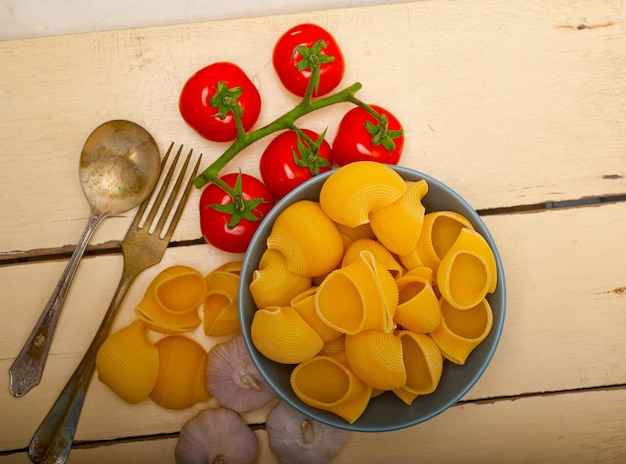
<box><xmin>239</xmin><ymin>165</ymin><xmax>507</xmax><ymax>432</ymax></box>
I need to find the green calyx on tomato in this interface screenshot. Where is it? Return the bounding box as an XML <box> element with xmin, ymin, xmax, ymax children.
<box><xmin>260</xmin><ymin>128</ymin><xmax>333</xmax><ymax>199</ymax></box>
<box><xmin>292</xmin><ymin>128</ymin><xmax>331</xmax><ymax>175</ymax></box>
<box><xmin>365</xmin><ymin>112</ymin><xmax>404</xmax><ymax>152</ymax></box>
<box><xmin>210</xmin><ymin>81</ymin><xmax>244</xmax><ymax>122</ymax></box>
<box><xmin>273</xmin><ymin>23</ymin><xmax>345</xmax><ymax>99</ymax></box>
<box><xmin>179</xmin><ymin>61</ymin><xmax>261</xmax><ymax>143</ymax></box>
<box><xmin>293</xmin><ymin>39</ymin><xmax>336</xmax><ymax>95</ymax></box>
<box><xmin>333</xmin><ymin>103</ymin><xmax>404</xmax><ymax>166</ymax></box>
<box><xmin>210</xmin><ymin>171</ymin><xmax>266</xmax><ymax>228</ymax></box>
<box><xmin>199</xmin><ymin>172</ymin><xmax>274</xmax><ymax>253</ymax></box>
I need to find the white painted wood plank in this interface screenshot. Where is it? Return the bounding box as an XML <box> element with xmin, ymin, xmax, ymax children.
<box><xmin>2</xmin><ymin>388</ymin><xmax>625</xmax><ymax>463</ymax></box>
<box><xmin>2</xmin><ymin>201</ymin><xmax>626</xmax><ymax>451</ymax></box>
<box><xmin>2</xmin><ymin>0</ymin><xmax>625</xmax><ymax>255</ymax></box>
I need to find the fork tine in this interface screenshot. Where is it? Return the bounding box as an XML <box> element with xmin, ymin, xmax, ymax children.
<box><xmin>129</xmin><ymin>142</ymin><xmax>174</xmax><ymax>230</ymax></box>
<box><xmin>142</xmin><ymin>143</ymin><xmax>184</xmax><ymax>231</ymax></box>
<box><xmin>152</xmin><ymin>147</ymin><xmax>193</xmax><ymax>237</ymax></box>
<box><xmin>161</xmin><ymin>153</ymin><xmax>202</xmax><ymax>242</ymax></box>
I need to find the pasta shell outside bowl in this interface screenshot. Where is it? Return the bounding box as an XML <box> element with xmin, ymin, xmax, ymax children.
<box><xmin>239</xmin><ymin>165</ymin><xmax>506</xmax><ymax>432</ymax></box>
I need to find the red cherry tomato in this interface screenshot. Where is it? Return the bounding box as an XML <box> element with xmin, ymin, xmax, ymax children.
<box><xmin>179</xmin><ymin>62</ymin><xmax>261</xmax><ymax>142</ymax></box>
<box><xmin>199</xmin><ymin>173</ymin><xmax>274</xmax><ymax>253</ymax></box>
<box><xmin>260</xmin><ymin>129</ymin><xmax>334</xmax><ymax>199</ymax></box>
<box><xmin>332</xmin><ymin>104</ymin><xmax>404</xmax><ymax>166</ymax></box>
<box><xmin>273</xmin><ymin>23</ymin><xmax>345</xmax><ymax>97</ymax></box>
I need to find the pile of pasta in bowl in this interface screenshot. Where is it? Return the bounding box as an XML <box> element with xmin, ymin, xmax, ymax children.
<box><xmin>239</xmin><ymin>161</ymin><xmax>506</xmax><ymax>432</ymax></box>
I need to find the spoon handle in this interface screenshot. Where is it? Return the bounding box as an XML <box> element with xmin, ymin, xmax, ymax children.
<box><xmin>9</xmin><ymin>209</ymin><xmax>107</xmax><ymax>398</ymax></box>
<box><xmin>28</xmin><ymin>267</ymin><xmax>136</xmax><ymax>464</ymax></box>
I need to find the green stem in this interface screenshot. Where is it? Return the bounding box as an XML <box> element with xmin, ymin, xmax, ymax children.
<box><xmin>193</xmin><ymin>81</ymin><xmax>363</xmax><ymax>189</ymax></box>
<box><xmin>346</xmin><ymin>94</ymin><xmax>383</xmax><ymax>119</ymax></box>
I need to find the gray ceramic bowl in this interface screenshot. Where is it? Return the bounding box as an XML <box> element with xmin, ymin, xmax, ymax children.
<box><xmin>239</xmin><ymin>165</ymin><xmax>506</xmax><ymax>432</ymax></box>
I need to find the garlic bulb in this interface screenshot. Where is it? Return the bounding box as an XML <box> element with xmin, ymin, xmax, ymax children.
<box><xmin>175</xmin><ymin>408</ymin><xmax>258</xmax><ymax>464</ymax></box>
<box><xmin>266</xmin><ymin>401</ymin><xmax>350</xmax><ymax>464</ymax></box>
<box><xmin>206</xmin><ymin>334</ymin><xmax>276</xmax><ymax>413</ymax></box>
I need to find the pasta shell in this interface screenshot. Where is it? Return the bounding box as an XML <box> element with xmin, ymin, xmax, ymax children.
<box><xmin>267</xmin><ymin>200</ymin><xmax>344</xmax><ymax>277</ymax></box>
<box><xmin>213</xmin><ymin>260</ymin><xmax>243</xmax><ymax>275</ymax></box>
<box><xmin>342</xmin><ymin>239</ymin><xmax>404</xmax><ymax>279</ymax></box>
<box><xmin>413</xmin><ymin>211</ymin><xmax>475</xmax><ymax>279</ymax></box>
<box><xmin>316</xmin><ymin>250</ymin><xmax>398</xmax><ymax>335</ymax></box>
<box><xmin>150</xmin><ymin>335</ymin><xmax>210</xmax><ymax>410</ymax></box>
<box><xmin>134</xmin><ymin>265</ymin><xmax>206</xmax><ymax>334</ymax></box>
<box><xmin>393</xmin><ymin>331</ymin><xmax>443</xmax><ymax>404</ymax></box>
<box><xmin>319</xmin><ymin>161</ymin><xmax>407</xmax><ymax>227</ymax></box>
<box><xmin>203</xmin><ymin>270</ymin><xmax>240</xmax><ymax>337</ymax></box>
<box><xmin>369</xmin><ymin>180</ymin><xmax>428</xmax><ymax>256</ymax></box>
<box><xmin>437</xmin><ymin>228</ymin><xmax>498</xmax><ymax>309</ymax></box>
<box><xmin>318</xmin><ymin>335</ymin><xmax>346</xmax><ymax>357</ymax></box>
<box><xmin>397</xmin><ymin>247</ymin><xmax>423</xmax><ymax>271</ymax></box>
<box><xmin>334</xmin><ymin>221</ymin><xmax>376</xmax><ymax>245</ymax></box>
<box><xmin>344</xmin><ymin>330</ymin><xmax>406</xmax><ymax>391</ymax></box>
<box><xmin>249</xmin><ymin>248</ymin><xmax>312</xmax><ymax>309</ymax></box>
<box><xmin>290</xmin><ymin>287</ymin><xmax>343</xmax><ymax>343</ymax></box>
<box><xmin>291</xmin><ymin>355</ymin><xmax>372</xmax><ymax>424</ymax></box>
<box><xmin>251</xmin><ymin>306</ymin><xmax>324</xmax><ymax>364</ymax></box>
<box><xmin>394</xmin><ymin>275</ymin><xmax>442</xmax><ymax>333</ymax></box>
<box><xmin>95</xmin><ymin>320</ymin><xmax>159</xmax><ymax>404</ymax></box>
<box><xmin>430</xmin><ymin>298</ymin><xmax>494</xmax><ymax>365</ymax></box>
<box><xmin>404</xmin><ymin>266</ymin><xmax>434</xmax><ymax>284</ymax></box>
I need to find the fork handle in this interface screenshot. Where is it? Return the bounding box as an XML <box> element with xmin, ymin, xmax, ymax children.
<box><xmin>9</xmin><ymin>209</ymin><xmax>107</xmax><ymax>398</ymax></box>
<box><xmin>28</xmin><ymin>267</ymin><xmax>137</xmax><ymax>464</ymax></box>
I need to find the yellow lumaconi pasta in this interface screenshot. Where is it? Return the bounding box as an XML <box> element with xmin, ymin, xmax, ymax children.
<box><xmin>290</xmin><ymin>355</ymin><xmax>372</xmax><ymax>424</ymax></box>
<box><xmin>251</xmin><ymin>305</ymin><xmax>324</xmax><ymax>364</ymax></box>
<box><xmin>430</xmin><ymin>298</ymin><xmax>493</xmax><ymax>365</ymax></box>
<box><xmin>95</xmin><ymin>320</ymin><xmax>159</xmax><ymax>404</ymax></box>
<box><xmin>393</xmin><ymin>331</ymin><xmax>443</xmax><ymax>405</ymax></box>
<box><xmin>397</xmin><ymin>247</ymin><xmax>424</xmax><ymax>271</ymax></box>
<box><xmin>319</xmin><ymin>161</ymin><xmax>407</xmax><ymax>227</ymax></box>
<box><xmin>413</xmin><ymin>211</ymin><xmax>475</xmax><ymax>279</ymax></box>
<box><xmin>213</xmin><ymin>260</ymin><xmax>242</xmax><ymax>274</ymax></box>
<box><xmin>318</xmin><ymin>335</ymin><xmax>346</xmax><ymax>357</ymax></box>
<box><xmin>342</xmin><ymin>238</ymin><xmax>404</xmax><ymax>279</ymax></box>
<box><xmin>203</xmin><ymin>269</ymin><xmax>240</xmax><ymax>337</ymax></box>
<box><xmin>290</xmin><ymin>287</ymin><xmax>343</xmax><ymax>343</ymax></box>
<box><xmin>150</xmin><ymin>335</ymin><xmax>210</xmax><ymax>410</ymax></box>
<box><xmin>248</xmin><ymin>163</ymin><xmax>501</xmax><ymax>423</ymax></box>
<box><xmin>267</xmin><ymin>200</ymin><xmax>344</xmax><ymax>277</ymax></box>
<box><xmin>369</xmin><ymin>179</ymin><xmax>428</xmax><ymax>256</ymax></box>
<box><xmin>344</xmin><ymin>330</ymin><xmax>406</xmax><ymax>391</ymax></box>
<box><xmin>437</xmin><ymin>227</ymin><xmax>497</xmax><ymax>309</ymax></box>
<box><xmin>316</xmin><ymin>250</ymin><xmax>398</xmax><ymax>335</ymax></box>
<box><xmin>249</xmin><ymin>248</ymin><xmax>312</xmax><ymax>309</ymax></box>
<box><xmin>394</xmin><ymin>274</ymin><xmax>442</xmax><ymax>333</ymax></box>
<box><xmin>134</xmin><ymin>265</ymin><xmax>206</xmax><ymax>334</ymax></box>
<box><xmin>334</xmin><ymin>221</ymin><xmax>376</xmax><ymax>245</ymax></box>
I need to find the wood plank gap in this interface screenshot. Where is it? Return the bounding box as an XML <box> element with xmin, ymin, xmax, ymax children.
<box><xmin>0</xmin><ymin>238</ymin><xmax>206</xmax><ymax>266</ymax></box>
<box><xmin>2</xmin><ymin>383</ymin><xmax>623</xmax><ymax>458</ymax></box>
<box><xmin>477</xmin><ymin>193</ymin><xmax>626</xmax><ymax>216</ymax></box>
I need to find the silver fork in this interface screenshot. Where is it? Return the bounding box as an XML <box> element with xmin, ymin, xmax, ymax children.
<box><xmin>28</xmin><ymin>143</ymin><xmax>202</xmax><ymax>464</ymax></box>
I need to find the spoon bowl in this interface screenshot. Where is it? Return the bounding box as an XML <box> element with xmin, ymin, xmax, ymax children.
<box><xmin>79</xmin><ymin>120</ymin><xmax>161</xmax><ymax>214</ymax></box>
<box><xmin>9</xmin><ymin>119</ymin><xmax>161</xmax><ymax>398</ymax></box>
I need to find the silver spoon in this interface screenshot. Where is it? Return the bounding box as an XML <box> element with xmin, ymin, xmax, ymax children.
<box><xmin>9</xmin><ymin>119</ymin><xmax>161</xmax><ymax>398</ymax></box>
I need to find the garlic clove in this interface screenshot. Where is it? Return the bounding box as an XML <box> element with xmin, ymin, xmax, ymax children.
<box><xmin>267</xmin><ymin>401</ymin><xmax>350</xmax><ymax>464</ymax></box>
<box><xmin>175</xmin><ymin>407</ymin><xmax>258</xmax><ymax>464</ymax></box>
<box><xmin>206</xmin><ymin>334</ymin><xmax>277</xmax><ymax>413</ymax></box>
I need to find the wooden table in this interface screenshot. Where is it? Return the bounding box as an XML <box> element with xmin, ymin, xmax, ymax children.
<box><xmin>2</xmin><ymin>1</ymin><xmax>625</xmax><ymax>462</ymax></box>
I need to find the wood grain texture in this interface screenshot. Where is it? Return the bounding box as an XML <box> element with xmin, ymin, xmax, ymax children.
<box><xmin>2</xmin><ymin>202</ymin><xmax>626</xmax><ymax>451</ymax></box>
<box><xmin>1</xmin><ymin>0</ymin><xmax>625</xmax><ymax>256</ymax></box>
<box><xmin>2</xmin><ymin>388</ymin><xmax>625</xmax><ymax>463</ymax></box>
